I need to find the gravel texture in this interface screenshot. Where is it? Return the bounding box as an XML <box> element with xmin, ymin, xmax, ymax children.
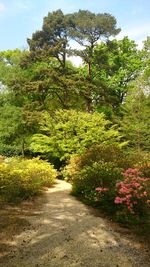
<box><xmin>0</xmin><ymin>179</ymin><xmax>149</xmax><ymax>267</ymax></box>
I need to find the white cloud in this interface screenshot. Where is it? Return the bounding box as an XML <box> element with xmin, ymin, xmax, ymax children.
<box><xmin>0</xmin><ymin>2</ymin><xmax>5</xmax><ymax>13</ymax></box>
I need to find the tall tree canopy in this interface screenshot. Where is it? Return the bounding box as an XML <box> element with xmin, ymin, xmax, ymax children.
<box><xmin>27</xmin><ymin>9</ymin><xmax>120</xmax><ymax>112</ymax></box>
<box><xmin>68</xmin><ymin>10</ymin><xmax>120</xmax><ymax>76</ymax></box>
<box><xmin>27</xmin><ymin>10</ymin><xmax>72</xmax><ymax>69</ymax></box>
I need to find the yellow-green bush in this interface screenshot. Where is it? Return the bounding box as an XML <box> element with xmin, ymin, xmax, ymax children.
<box><xmin>0</xmin><ymin>157</ymin><xmax>57</xmax><ymax>202</ymax></box>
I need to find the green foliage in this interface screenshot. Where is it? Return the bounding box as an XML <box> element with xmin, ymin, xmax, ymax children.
<box><xmin>26</xmin><ymin>9</ymin><xmax>121</xmax><ymax>112</ymax></box>
<box><xmin>0</xmin><ymin>105</ymin><xmax>27</xmax><ymax>156</ymax></box>
<box><xmin>0</xmin><ymin>157</ymin><xmax>57</xmax><ymax>202</ymax></box>
<box><xmin>31</xmin><ymin>110</ymin><xmax>124</xmax><ymax>162</ymax></box>
<box><xmin>121</xmin><ymin>84</ymin><xmax>150</xmax><ymax>151</ymax></box>
<box><xmin>64</xmin><ymin>144</ymin><xmax>132</xmax><ymax>178</ymax></box>
<box><xmin>93</xmin><ymin>37</ymin><xmax>143</xmax><ymax>108</ymax></box>
<box><xmin>69</xmin><ymin>10</ymin><xmax>120</xmax><ymax>66</ymax></box>
<box><xmin>28</xmin><ymin>9</ymin><xmax>71</xmax><ymax>68</ymax></box>
<box><xmin>71</xmin><ymin>161</ymin><xmax>122</xmax><ymax>203</ymax></box>
<box><xmin>0</xmin><ymin>49</ymin><xmax>29</xmax><ymax>92</ymax></box>
<box><xmin>63</xmin><ymin>144</ymin><xmax>129</xmax><ymax>204</ymax></box>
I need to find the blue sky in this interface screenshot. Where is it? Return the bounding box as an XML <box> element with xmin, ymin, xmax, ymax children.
<box><xmin>0</xmin><ymin>0</ymin><xmax>150</xmax><ymax>52</ymax></box>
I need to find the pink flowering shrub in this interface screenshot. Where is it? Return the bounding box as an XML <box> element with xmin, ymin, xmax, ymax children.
<box><xmin>114</xmin><ymin>168</ymin><xmax>150</xmax><ymax>215</ymax></box>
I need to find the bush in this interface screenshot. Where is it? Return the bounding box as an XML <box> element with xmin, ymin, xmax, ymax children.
<box><xmin>114</xmin><ymin>168</ymin><xmax>150</xmax><ymax>223</ymax></box>
<box><xmin>63</xmin><ymin>145</ymin><xmax>127</xmax><ymax>208</ymax></box>
<box><xmin>63</xmin><ymin>145</ymin><xmax>150</xmax><ymax>224</ymax></box>
<box><xmin>72</xmin><ymin>161</ymin><xmax>122</xmax><ymax>208</ymax></box>
<box><xmin>64</xmin><ymin>144</ymin><xmax>131</xmax><ymax>182</ymax></box>
<box><xmin>0</xmin><ymin>157</ymin><xmax>57</xmax><ymax>202</ymax></box>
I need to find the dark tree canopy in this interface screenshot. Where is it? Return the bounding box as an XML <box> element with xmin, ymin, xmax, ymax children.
<box><xmin>68</xmin><ymin>10</ymin><xmax>120</xmax><ymax>74</ymax></box>
<box><xmin>68</xmin><ymin>10</ymin><xmax>120</xmax><ymax>47</ymax></box>
<box><xmin>27</xmin><ymin>10</ymin><xmax>120</xmax><ymax>71</ymax></box>
<box><xmin>27</xmin><ymin>10</ymin><xmax>72</xmax><ymax>68</ymax></box>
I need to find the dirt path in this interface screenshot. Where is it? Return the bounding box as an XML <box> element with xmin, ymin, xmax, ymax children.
<box><xmin>0</xmin><ymin>180</ymin><xmax>149</xmax><ymax>267</ymax></box>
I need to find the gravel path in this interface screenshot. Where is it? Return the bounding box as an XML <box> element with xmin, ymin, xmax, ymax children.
<box><xmin>0</xmin><ymin>180</ymin><xmax>149</xmax><ymax>267</ymax></box>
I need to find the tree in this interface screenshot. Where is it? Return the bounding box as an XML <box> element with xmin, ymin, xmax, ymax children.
<box><xmin>27</xmin><ymin>10</ymin><xmax>120</xmax><ymax>112</ymax></box>
<box><xmin>0</xmin><ymin>49</ymin><xmax>31</xmax><ymax>107</ymax></box>
<box><xmin>25</xmin><ymin>10</ymin><xmax>90</xmax><ymax>110</ymax></box>
<box><xmin>93</xmin><ymin>37</ymin><xmax>143</xmax><ymax>110</ymax></box>
<box><xmin>69</xmin><ymin>10</ymin><xmax>120</xmax><ymax>77</ymax></box>
<box><xmin>67</xmin><ymin>10</ymin><xmax>120</xmax><ymax>111</ymax></box>
<box><xmin>21</xmin><ymin>58</ymin><xmax>87</xmax><ymax>111</ymax></box>
<box><xmin>0</xmin><ymin>51</ymin><xmax>42</xmax><ymax>156</ymax></box>
<box><xmin>27</xmin><ymin>10</ymin><xmax>72</xmax><ymax>69</ymax></box>
<box><xmin>120</xmin><ymin>37</ymin><xmax>150</xmax><ymax>152</ymax></box>
<box><xmin>30</xmin><ymin>109</ymin><xmax>124</xmax><ymax>163</ymax></box>
<box><xmin>0</xmin><ymin>104</ymin><xmax>27</xmax><ymax>156</ymax></box>
<box><xmin>0</xmin><ymin>87</ymin><xmax>41</xmax><ymax>156</ymax></box>
<box><xmin>142</xmin><ymin>36</ymin><xmax>150</xmax><ymax>90</ymax></box>
<box><xmin>121</xmin><ymin>82</ymin><xmax>150</xmax><ymax>152</ymax></box>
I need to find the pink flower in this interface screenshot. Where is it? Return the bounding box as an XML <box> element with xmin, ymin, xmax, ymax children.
<box><xmin>114</xmin><ymin>168</ymin><xmax>150</xmax><ymax>214</ymax></box>
<box><xmin>114</xmin><ymin>197</ymin><xmax>123</xmax><ymax>204</ymax></box>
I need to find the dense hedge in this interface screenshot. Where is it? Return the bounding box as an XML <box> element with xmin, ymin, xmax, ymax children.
<box><xmin>0</xmin><ymin>157</ymin><xmax>57</xmax><ymax>202</ymax></box>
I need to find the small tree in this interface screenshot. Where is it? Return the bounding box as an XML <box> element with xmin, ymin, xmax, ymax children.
<box><xmin>30</xmin><ymin>109</ymin><xmax>124</xmax><ymax>162</ymax></box>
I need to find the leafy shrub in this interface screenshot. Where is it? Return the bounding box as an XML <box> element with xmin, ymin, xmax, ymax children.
<box><xmin>64</xmin><ymin>144</ymin><xmax>131</xmax><ymax>182</ymax></box>
<box><xmin>72</xmin><ymin>161</ymin><xmax>122</xmax><ymax>208</ymax></box>
<box><xmin>63</xmin><ymin>145</ymin><xmax>127</xmax><ymax>208</ymax></box>
<box><xmin>0</xmin><ymin>157</ymin><xmax>57</xmax><ymax>202</ymax></box>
